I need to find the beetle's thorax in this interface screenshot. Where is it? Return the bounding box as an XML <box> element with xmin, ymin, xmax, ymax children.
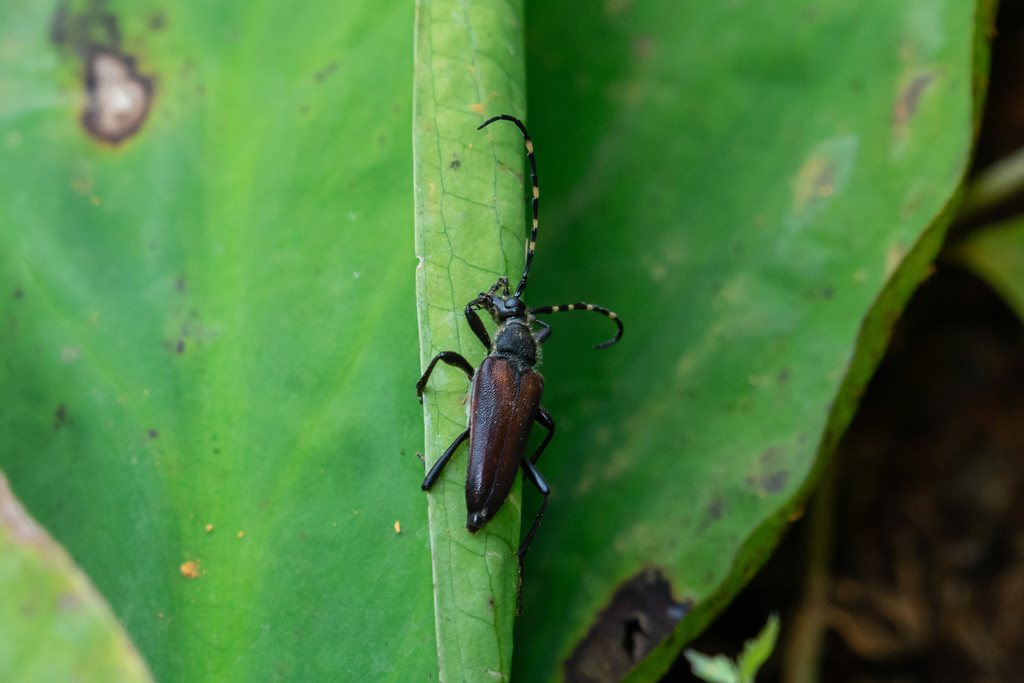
<box><xmin>491</xmin><ymin>317</ymin><xmax>539</xmax><ymax>370</ymax></box>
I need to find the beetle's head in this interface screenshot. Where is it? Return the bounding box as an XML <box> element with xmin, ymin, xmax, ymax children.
<box><xmin>490</xmin><ymin>295</ymin><xmax>527</xmax><ymax>323</ymax></box>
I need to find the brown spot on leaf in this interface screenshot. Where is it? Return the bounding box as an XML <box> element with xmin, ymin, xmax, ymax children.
<box><xmin>58</xmin><ymin>593</ymin><xmax>83</xmax><ymax>611</ymax></box>
<box><xmin>564</xmin><ymin>569</ymin><xmax>691</xmax><ymax>682</ymax></box>
<box><xmin>449</xmin><ymin>159</ymin><xmax>461</xmax><ymax>170</ymax></box>
<box><xmin>82</xmin><ymin>49</ymin><xmax>153</xmax><ymax>144</ymax></box>
<box><xmin>792</xmin><ymin>157</ymin><xmax>837</xmax><ymax>212</ymax></box>
<box><xmin>180</xmin><ymin>560</ymin><xmax>200</xmax><ymax>578</ymax></box>
<box><xmin>747</xmin><ymin>447</ymin><xmax>790</xmax><ymax>495</ymax></box>
<box><xmin>893</xmin><ymin>71</ymin><xmax>935</xmax><ymax>137</ymax></box>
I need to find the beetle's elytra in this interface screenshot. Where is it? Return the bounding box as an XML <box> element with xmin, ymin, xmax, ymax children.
<box><xmin>416</xmin><ymin>114</ymin><xmax>623</xmax><ymax>562</ymax></box>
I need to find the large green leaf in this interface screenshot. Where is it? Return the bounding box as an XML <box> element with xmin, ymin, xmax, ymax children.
<box><xmin>0</xmin><ymin>1</ymin><xmax>432</xmax><ymax>679</ymax></box>
<box><xmin>509</xmin><ymin>1</ymin><xmax>987</xmax><ymax>679</ymax></box>
<box><xmin>0</xmin><ymin>473</ymin><xmax>153</xmax><ymax>681</ymax></box>
<box><xmin>1</xmin><ymin>0</ymin><xmax>991</xmax><ymax>680</ymax></box>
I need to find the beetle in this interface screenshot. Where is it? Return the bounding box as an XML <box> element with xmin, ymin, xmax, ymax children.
<box><xmin>416</xmin><ymin>114</ymin><xmax>623</xmax><ymax>561</ymax></box>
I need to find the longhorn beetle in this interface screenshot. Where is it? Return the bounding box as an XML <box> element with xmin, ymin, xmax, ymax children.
<box><xmin>416</xmin><ymin>114</ymin><xmax>623</xmax><ymax>562</ymax></box>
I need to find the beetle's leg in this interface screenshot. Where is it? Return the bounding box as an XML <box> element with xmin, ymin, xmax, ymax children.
<box><xmin>529</xmin><ymin>407</ymin><xmax>554</xmax><ymax>464</ymax></box>
<box><xmin>485</xmin><ymin>276</ymin><xmax>509</xmax><ymax>296</ymax></box>
<box><xmin>464</xmin><ymin>300</ymin><xmax>493</xmax><ymax>350</ymax></box>
<box><xmin>516</xmin><ymin>458</ymin><xmax>550</xmax><ymax>560</ymax></box>
<box><xmin>422</xmin><ymin>428</ymin><xmax>470</xmax><ymax>490</ymax></box>
<box><xmin>416</xmin><ymin>352</ymin><xmax>474</xmax><ymax>403</ymax></box>
<box><xmin>533</xmin><ymin>319</ymin><xmax>552</xmax><ymax>345</ymax></box>
<box><xmin>513</xmin><ymin>408</ymin><xmax>554</xmax><ymax>561</ymax></box>
<box><xmin>530</xmin><ymin>302</ymin><xmax>624</xmax><ymax>349</ymax></box>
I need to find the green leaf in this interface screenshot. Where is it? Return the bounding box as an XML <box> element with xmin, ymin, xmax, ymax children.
<box><xmin>0</xmin><ymin>0</ymin><xmax>432</xmax><ymax>679</ymax></box>
<box><xmin>0</xmin><ymin>473</ymin><xmax>154</xmax><ymax>681</ymax></box>
<box><xmin>738</xmin><ymin>614</ymin><xmax>780</xmax><ymax>680</ymax></box>
<box><xmin>684</xmin><ymin>652</ymin><xmax>740</xmax><ymax>683</ymax></box>
<box><xmin>953</xmin><ymin>216</ymin><xmax>1024</xmax><ymax>319</ymax></box>
<box><xmin>510</xmin><ymin>0</ymin><xmax>988</xmax><ymax>679</ymax></box>
<box><xmin>413</xmin><ymin>0</ymin><xmax>529</xmax><ymax>679</ymax></box>
<box><xmin>683</xmin><ymin>613</ymin><xmax>779</xmax><ymax>683</ymax></box>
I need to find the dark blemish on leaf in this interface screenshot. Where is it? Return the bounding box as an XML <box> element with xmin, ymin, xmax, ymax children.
<box><xmin>82</xmin><ymin>48</ymin><xmax>154</xmax><ymax>144</ymax></box>
<box><xmin>707</xmin><ymin>494</ymin><xmax>723</xmax><ymax>521</ymax></box>
<box><xmin>213</xmin><ymin>448</ymin><xmax>220</xmax><ymax>454</ymax></box>
<box><xmin>761</xmin><ymin>471</ymin><xmax>788</xmax><ymax>493</ymax></box>
<box><xmin>13</xmin><ymin>288</ymin><xmax>23</xmax><ymax>299</ymax></box>
<box><xmin>313</xmin><ymin>61</ymin><xmax>339</xmax><ymax>82</ymax></box>
<box><xmin>564</xmin><ymin>569</ymin><xmax>691</xmax><ymax>682</ymax></box>
<box><xmin>621</xmin><ymin>617</ymin><xmax>644</xmax><ymax>659</ymax></box>
<box><xmin>147</xmin><ymin>429</ymin><xmax>158</xmax><ymax>439</ymax></box>
<box><xmin>50</xmin><ymin>0</ymin><xmax>153</xmax><ymax>145</ymax></box>
<box><xmin>148</xmin><ymin>11</ymin><xmax>166</xmax><ymax>31</ymax></box>
<box><xmin>162</xmin><ymin>337</ymin><xmax>186</xmax><ymax>354</ymax></box>
<box><xmin>449</xmin><ymin>159</ymin><xmax>461</xmax><ymax>170</ymax></box>
<box><xmin>175</xmin><ymin>278</ymin><xmax>185</xmax><ymax>292</ymax></box>
<box><xmin>50</xmin><ymin>0</ymin><xmax>121</xmax><ymax>52</ymax></box>
<box><xmin>777</xmin><ymin>368</ymin><xmax>790</xmax><ymax>385</ymax></box>
<box><xmin>893</xmin><ymin>72</ymin><xmax>935</xmax><ymax>133</ymax></box>
<box><xmin>53</xmin><ymin>404</ymin><xmax>70</xmax><ymax>431</ymax></box>
<box><xmin>823</xmin><ymin>286</ymin><xmax>834</xmax><ymax>299</ymax></box>
<box><xmin>746</xmin><ymin>447</ymin><xmax>790</xmax><ymax>495</ymax></box>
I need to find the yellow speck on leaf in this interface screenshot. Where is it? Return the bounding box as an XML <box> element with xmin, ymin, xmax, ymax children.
<box><xmin>394</xmin><ymin>521</ymin><xmax>401</xmax><ymax>534</ymax></box>
<box><xmin>469</xmin><ymin>103</ymin><xmax>485</xmax><ymax>115</ymax></box>
<box><xmin>237</xmin><ymin>531</ymin><xmax>244</xmax><ymax>538</ymax></box>
<box><xmin>180</xmin><ymin>561</ymin><xmax>200</xmax><ymax>578</ymax></box>
<box><xmin>205</xmin><ymin>524</ymin><xmax>213</xmax><ymax>533</ymax></box>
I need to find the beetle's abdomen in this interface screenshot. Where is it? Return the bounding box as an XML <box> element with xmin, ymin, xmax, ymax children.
<box><xmin>465</xmin><ymin>356</ymin><xmax>544</xmax><ymax>532</ymax></box>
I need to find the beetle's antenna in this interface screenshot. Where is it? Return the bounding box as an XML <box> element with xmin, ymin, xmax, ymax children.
<box><xmin>531</xmin><ymin>302</ymin><xmax>624</xmax><ymax>349</ymax></box>
<box><xmin>478</xmin><ymin>115</ymin><xmax>538</xmax><ymax>299</ymax></box>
